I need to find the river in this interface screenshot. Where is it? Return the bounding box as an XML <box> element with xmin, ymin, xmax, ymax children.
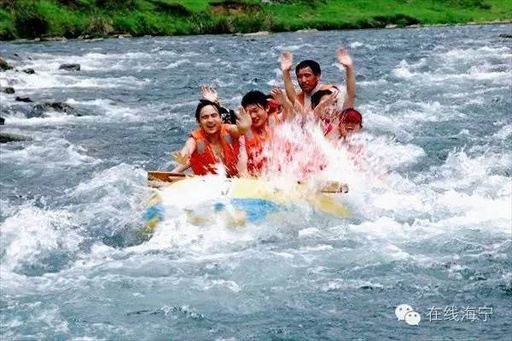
<box><xmin>0</xmin><ymin>24</ymin><xmax>511</xmax><ymax>340</ymax></box>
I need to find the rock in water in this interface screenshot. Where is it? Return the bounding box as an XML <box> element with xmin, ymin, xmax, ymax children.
<box><xmin>59</xmin><ymin>63</ymin><xmax>81</xmax><ymax>71</ymax></box>
<box><xmin>0</xmin><ymin>57</ymin><xmax>12</xmax><ymax>71</ymax></box>
<box><xmin>28</xmin><ymin>102</ymin><xmax>84</xmax><ymax>118</ymax></box>
<box><xmin>15</xmin><ymin>97</ymin><xmax>33</xmax><ymax>103</ymax></box>
<box><xmin>2</xmin><ymin>87</ymin><xmax>15</xmax><ymax>94</ymax></box>
<box><xmin>0</xmin><ymin>133</ymin><xmax>25</xmax><ymax>143</ymax></box>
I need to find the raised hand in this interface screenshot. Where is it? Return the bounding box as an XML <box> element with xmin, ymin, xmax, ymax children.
<box><xmin>337</xmin><ymin>47</ymin><xmax>353</xmax><ymax>69</ymax></box>
<box><xmin>313</xmin><ymin>92</ymin><xmax>338</xmax><ymax>120</ymax></box>
<box><xmin>235</xmin><ymin>106</ymin><xmax>252</xmax><ymax>132</ymax></box>
<box><xmin>269</xmin><ymin>87</ymin><xmax>286</xmax><ymax>105</ymax></box>
<box><xmin>172</xmin><ymin>151</ymin><xmax>189</xmax><ymax>166</ymax></box>
<box><xmin>200</xmin><ymin>85</ymin><xmax>218</xmax><ymax>103</ymax></box>
<box><xmin>280</xmin><ymin>50</ymin><xmax>293</xmax><ymax>72</ymax></box>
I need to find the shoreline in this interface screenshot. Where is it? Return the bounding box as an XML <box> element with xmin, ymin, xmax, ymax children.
<box><xmin>2</xmin><ymin>20</ymin><xmax>511</xmax><ymax>44</ymax></box>
<box><xmin>1</xmin><ymin>0</ymin><xmax>511</xmax><ymax>42</ymax></box>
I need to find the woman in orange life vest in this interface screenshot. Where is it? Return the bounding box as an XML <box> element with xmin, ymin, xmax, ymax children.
<box><xmin>241</xmin><ymin>88</ymin><xmax>295</xmax><ymax>176</ymax></box>
<box><xmin>171</xmin><ymin>99</ymin><xmax>251</xmax><ymax>177</ymax></box>
<box><xmin>280</xmin><ymin>47</ymin><xmax>356</xmax><ymax>115</ymax></box>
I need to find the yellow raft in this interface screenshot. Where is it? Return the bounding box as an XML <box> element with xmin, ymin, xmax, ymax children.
<box><xmin>144</xmin><ymin>172</ymin><xmax>349</xmax><ymax>231</ymax></box>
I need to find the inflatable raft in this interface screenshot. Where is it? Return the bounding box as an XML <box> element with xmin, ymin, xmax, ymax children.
<box><xmin>144</xmin><ymin>171</ymin><xmax>349</xmax><ymax>231</ymax></box>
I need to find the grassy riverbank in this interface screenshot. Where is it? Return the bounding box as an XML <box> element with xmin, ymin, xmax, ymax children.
<box><xmin>0</xmin><ymin>0</ymin><xmax>511</xmax><ymax>40</ymax></box>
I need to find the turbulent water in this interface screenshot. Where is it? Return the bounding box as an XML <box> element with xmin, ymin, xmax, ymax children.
<box><xmin>1</xmin><ymin>25</ymin><xmax>511</xmax><ymax>340</ymax></box>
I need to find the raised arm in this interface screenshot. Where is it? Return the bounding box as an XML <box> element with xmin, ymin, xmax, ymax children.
<box><xmin>236</xmin><ymin>136</ymin><xmax>249</xmax><ymax>177</ymax></box>
<box><xmin>280</xmin><ymin>51</ymin><xmax>297</xmax><ymax>104</ymax></box>
<box><xmin>228</xmin><ymin>107</ymin><xmax>252</xmax><ymax>137</ymax></box>
<box><xmin>269</xmin><ymin>87</ymin><xmax>294</xmax><ymax>121</ymax></box>
<box><xmin>201</xmin><ymin>85</ymin><xmax>219</xmax><ymax>105</ymax></box>
<box><xmin>337</xmin><ymin>47</ymin><xmax>355</xmax><ymax>110</ymax></box>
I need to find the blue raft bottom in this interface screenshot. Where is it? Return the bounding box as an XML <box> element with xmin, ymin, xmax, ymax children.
<box><xmin>214</xmin><ymin>198</ymin><xmax>282</xmax><ymax>223</ymax></box>
<box><xmin>144</xmin><ymin>198</ymin><xmax>284</xmax><ymax>228</ymax></box>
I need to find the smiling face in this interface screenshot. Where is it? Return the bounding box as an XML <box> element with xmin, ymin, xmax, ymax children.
<box><xmin>339</xmin><ymin>109</ymin><xmax>363</xmax><ymax>138</ymax></box>
<box><xmin>244</xmin><ymin>103</ymin><xmax>268</xmax><ymax>129</ymax></box>
<box><xmin>198</xmin><ymin>105</ymin><xmax>222</xmax><ymax>135</ymax></box>
<box><xmin>296</xmin><ymin>66</ymin><xmax>320</xmax><ymax>94</ymax></box>
<box><xmin>339</xmin><ymin>121</ymin><xmax>362</xmax><ymax>138</ymax></box>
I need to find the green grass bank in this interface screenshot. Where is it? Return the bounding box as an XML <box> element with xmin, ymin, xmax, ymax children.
<box><xmin>0</xmin><ymin>0</ymin><xmax>511</xmax><ymax>40</ymax></box>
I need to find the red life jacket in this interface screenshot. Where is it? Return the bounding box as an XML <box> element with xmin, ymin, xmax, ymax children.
<box><xmin>189</xmin><ymin>124</ymin><xmax>240</xmax><ymax>177</ymax></box>
<box><xmin>245</xmin><ymin>114</ymin><xmax>280</xmax><ymax>176</ymax></box>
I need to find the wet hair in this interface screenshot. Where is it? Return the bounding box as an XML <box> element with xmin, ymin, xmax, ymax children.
<box><xmin>220</xmin><ymin>107</ymin><xmax>237</xmax><ymax>124</ymax></box>
<box><xmin>311</xmin><ymin>89</ymin><xmax>333</xmax><ymax>109</ymax></box>
<box><xmin>241</xmin><ymin>90</ymin><xmax>268</xmax><ymax>109</ymax></box>
<box><xmin>195</xmin><ymin>100</ymin><xmax>221</xmax><ymax>122</ymax></box>
<box><xmin>295</xmin><ymin>60</ymin><xmax>321</xmax><ymax>76</ymax></box>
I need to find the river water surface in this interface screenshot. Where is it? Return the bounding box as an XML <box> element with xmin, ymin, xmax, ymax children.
<box><xmin>0</xmin><ymin>24</ymin><xmax>511</xmax><ymax>340</ymax></box>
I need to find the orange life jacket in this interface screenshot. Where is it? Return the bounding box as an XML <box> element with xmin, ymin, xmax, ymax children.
<box><xmin>189</xmin><ymin>124</ymin><xmax>240</xmax><ymax>177</ymax></box>
<box><xmin>296</xmin><ymin>84</ymin><xmax>338</xmax><ymax>108</ymax></box>
<box><xmin>245</xmin><ymin>114</ymin><xmax>280</xmax><ymax>176</ymax></box>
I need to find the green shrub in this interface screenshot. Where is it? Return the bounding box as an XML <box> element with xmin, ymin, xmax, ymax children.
<box><xmin>95</xmin><ymin>0</ymin><xmax>138</xmax><ymax>11</ymax></box>
<box><xmin>11</xmin><ymin>1</ymin><xmax>50</xmax><ymax>38</ymax></box>
<box><xmin>0</xmin><ymin>8</ymin><xmax>15</xmax><ymax>40</ymax></box>
<box><xmin>149</xmin><ymin>0</ymin><xmax>192</xmax><ymax>16</ymax></box>
<box><xmin>84</xmin><ymin>15</ymin><xmax>113</xmax><ymax>36</ymax></box>
<box><xmin>113</xmin><ymin>14</ymin><xmax>143</xmax><ymax>35</ymax></box>
<box><xmin>231</xmin><ymin>12</ymin><xmax>271</xmax><ymax>32</ymax></box>
<box><xmin>56</xmin><ymin>0</ymin><xmax>94</xmax><ymax>9</ymax></box>
<box><xmin>433</xmin><ymin>0</ymin><xmax>491</xmax><ymax>10</ymax></box>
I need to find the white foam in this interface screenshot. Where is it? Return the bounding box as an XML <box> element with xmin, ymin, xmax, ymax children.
<box><xmin>0</xmin><ymin>206</ymin><xmax>81</xmax><ymax>273</ymax></box>
<box><xmin>0</xmin><ymin>137</ymin><xmax>99</xmax><ymax>167</ymax></box>
<box><xmin>494</xmin><ymin>124</ymin><xmax>512</xmax><ymax>139</ymax></box>
<box><xmin>164</xmin><ymin>59</ymin><xmax>191</xmax><ymax>69</ymax></box>
<box><xmin>349</xmin><ymin>41</ymin><xmax>364</xmax><ymax>48</ymax></box>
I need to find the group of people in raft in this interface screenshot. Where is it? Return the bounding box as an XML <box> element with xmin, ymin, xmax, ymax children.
<box><xmin>171</xmin><ymin>48</ymin><xmax>363</xmax><ymax>179</ymax></box>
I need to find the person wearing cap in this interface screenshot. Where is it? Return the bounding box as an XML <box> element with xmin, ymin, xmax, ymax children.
<box><xmin>339</xmin><ymin>108</ymin><xmax>363</xmax><ymax>139</ymax></box>
<box><xmin>338</xmin><ymin>108</ymin><xmax>366</xmax><ymax>169</ymax></box>
<box><xmin>171</xmin><ymin>99</ymin><xmax>251</xmax><ymax>177</ymax></box>
<box><xmin>309</xmin><ymin>84</ymin><xmax>363</xmax><ymax>141</ymax></box>
<box><xmin>280</xmin><ymin>47</ymin><xmax>355</xmax><ymax>114</ymax></box>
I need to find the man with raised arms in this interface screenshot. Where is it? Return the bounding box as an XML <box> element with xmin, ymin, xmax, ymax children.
<box><xmin>280</xmin><ymin>48</ymin><xmax>356</xmax><ymax>115</ymax></box>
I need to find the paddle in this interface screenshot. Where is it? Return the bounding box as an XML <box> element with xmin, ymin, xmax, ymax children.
<box><xmin>147</xmin><ymin>171</ymin><xmax>349</xmax><ymax>194</ymax></box>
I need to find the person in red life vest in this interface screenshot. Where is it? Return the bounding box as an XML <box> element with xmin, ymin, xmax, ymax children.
<box><xmin>171</xmin><ymin>99</ymin><xmax>251</xmax><ymax>177</ymax></box>
<box><xmin>280</xmin><ymin>47</ymin><xmax>356</xmax><ymax>115</ymax></box>
<box><xmin>241</xmin><ymin>88</ymin><xmax>295</xmax><ymax>176</ymax></box>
